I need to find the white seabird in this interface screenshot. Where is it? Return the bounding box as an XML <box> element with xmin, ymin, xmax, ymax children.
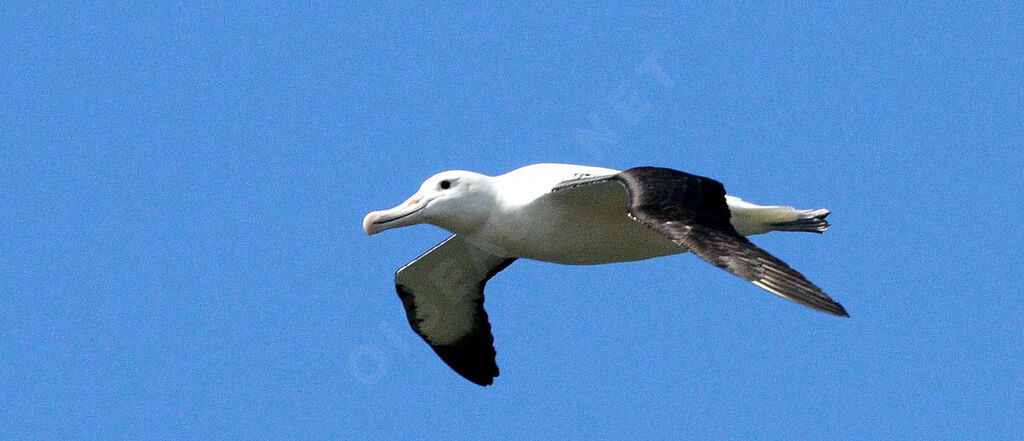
<box><xmin>363</xmin><ymin>163</ymin><xmax>847</xmax><ymax>386</ymax></box>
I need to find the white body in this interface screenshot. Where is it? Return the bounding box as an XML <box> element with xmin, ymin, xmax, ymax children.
<box><xmin>365</xmin><ymin>163</ymin><xmax>828</xmax><ymax>265</ymax></box>
<box><xmin>469</xmin><ymin>164</ymin><xmax>679</xmax><ymax>263</ymax></box>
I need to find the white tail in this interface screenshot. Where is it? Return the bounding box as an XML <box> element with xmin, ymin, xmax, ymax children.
<box><xmin>725</xmin><ymin>196</ymin><xmax>831</xmax><ymax>236</ymax></box>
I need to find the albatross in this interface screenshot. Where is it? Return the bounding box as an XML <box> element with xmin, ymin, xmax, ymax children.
<box><xmin>363</xmin><ymin>164</ymin><xmax>847</xmax><ymax>386</ymax></box>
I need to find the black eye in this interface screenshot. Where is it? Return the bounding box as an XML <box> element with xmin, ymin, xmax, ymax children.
<box><xmin>439</xmin><ymin>180</ymin><xmax>451</xmax><ymax>190</ymax></box>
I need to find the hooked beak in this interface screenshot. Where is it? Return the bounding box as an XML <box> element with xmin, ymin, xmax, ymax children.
<box><xmin>363</xmin><ymin>192</ymin><xmax>428</xmax><ymax>235</ymax></box>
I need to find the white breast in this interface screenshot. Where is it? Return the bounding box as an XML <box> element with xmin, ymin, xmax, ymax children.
<box><xmin>464</xmin><ymin>164</ymin><xmax>686</xmax><ymax>264</ymax></box>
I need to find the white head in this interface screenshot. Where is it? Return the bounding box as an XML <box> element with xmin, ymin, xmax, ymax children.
<box><xmin>363</xmin><ymin>170</ymin><xmax>495</xmax><ymax>236</ymax></box>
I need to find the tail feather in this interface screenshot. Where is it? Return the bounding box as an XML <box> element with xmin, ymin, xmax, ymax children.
<box><xmin>769</xmin><ymin>208</ymin><xmax>830</xmax><ymax>233</ymax></box>
<box><xmin>725</xmin><ymin>196</ymin><xmax>833</xmax><ymax>236</ymax></box>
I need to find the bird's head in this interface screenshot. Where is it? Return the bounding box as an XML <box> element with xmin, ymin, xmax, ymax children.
<box><xmin>363</xmin><ymin>170</ymin><xmax>495</xmax><ymax>236</ymax></box>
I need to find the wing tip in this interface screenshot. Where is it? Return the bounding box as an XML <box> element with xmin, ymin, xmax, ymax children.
<box><xmin>830</xmin><ymin>303</ymin><xmax>850</xmax><ymax>318</ymax></box>
<box><xmin>808</xmin><ymin>299</ymin><xmax>849</xmax><ymax>317</ymax></box>
<box><xmin>467</xmin><ymin>372</ymin><xmax>498</xmax><ymax>386</ymax></box>
<box><xmin>432</xmin><ymin>342</ymin><xmax>500</xmax><ymax>386</ymax></box>
<box><xmin>751</xmin><ymin>280</ymin><xmax>849</xmax><ymax>317</ymax></box>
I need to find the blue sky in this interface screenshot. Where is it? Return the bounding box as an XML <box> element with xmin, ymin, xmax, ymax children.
<box><xmin>2</xmin><ymin>2</ymin><xmax>1022</xmax><ymax>440</ymax></box>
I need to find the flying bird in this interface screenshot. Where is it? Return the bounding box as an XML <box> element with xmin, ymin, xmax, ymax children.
<box><xmin>363</xmin><ymin>164</ymin><xmax>847</xmax><ymax>386</ymax></box>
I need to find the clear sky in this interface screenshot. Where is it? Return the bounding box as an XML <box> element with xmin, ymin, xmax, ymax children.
<box><xmin>2</xmin><ymin>2</ymin><xmax>1022</xmax><ymax>440</ymax></box>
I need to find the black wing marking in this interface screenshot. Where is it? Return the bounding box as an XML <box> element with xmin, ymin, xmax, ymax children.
<box><xmin>394</xmin><ymin>235</ymin><xmax>516</xmax><ymax>386</ymax></box>
<box><xmin>558</xmin><ymin>167</ymin><xmax>848</xmax><ymax>317</ymax></box>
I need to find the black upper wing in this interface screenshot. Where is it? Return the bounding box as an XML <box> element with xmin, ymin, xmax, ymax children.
<box><xmin>557</xmin><ymin>167</ymin><xmax>848</xmax><ymax>317</ymax></box>
<box><xmin>394</xmin><ymin>235</ymin><xmax>516</xmax><ymax>386</ymax></box>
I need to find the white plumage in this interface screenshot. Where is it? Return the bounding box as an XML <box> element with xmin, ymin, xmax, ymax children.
<box><xmin>364</xmin><ymin>163</ymin><xmax>845</xmax><ymax>386</ymax></box>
